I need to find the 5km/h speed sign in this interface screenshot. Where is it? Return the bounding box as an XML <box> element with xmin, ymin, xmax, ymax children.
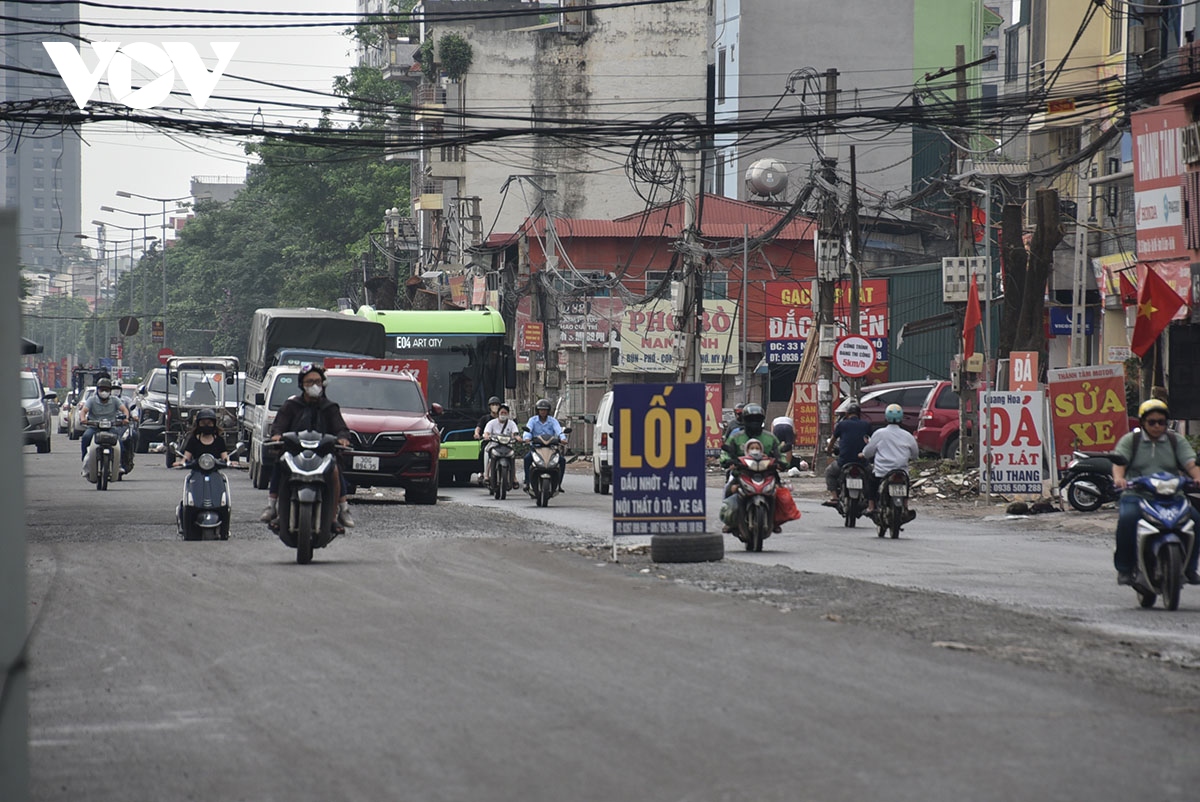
<box><xmin>833</xmin><ymin>335</ymin><xmax>876</xmax><ymax>377</ymax></box>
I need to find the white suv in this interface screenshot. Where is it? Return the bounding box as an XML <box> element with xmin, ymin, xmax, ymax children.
<box><xmin>21</xmin><ymin>370</ymin><xmax>53</xmax><ymax>453</ymax></box>
<box><xmin>591</xmin><ymin>391</ymin><xmax>614</xmax><ymax>494</ymax></box>
<box><xmin>246</xmin><ymin>365</ymin><xmax>301</xmax><ymax>489</ymax></box>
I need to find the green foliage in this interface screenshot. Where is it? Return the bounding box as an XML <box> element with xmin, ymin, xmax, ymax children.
<box><xmin>438</xmin><ymin>33</ymin><xmax>473</xmax><ymax>81</ymax></box>
<box><xmin>345</xmin><ymin>0</ymin><xmax>418</xmax><ymax>49</ymax></box>
<box><xmin>417</xmin><ymin>38</ymin><xmax>435</xmax><ymax>78</ymax></box>
<box><xmin>332</xmin><ymin>65</ymin><xmax>411</xmax><ymax>128</ymax></box>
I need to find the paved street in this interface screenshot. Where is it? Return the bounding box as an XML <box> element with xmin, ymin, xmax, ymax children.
<box><xmin>21</xmin><ymin>444</ymin><xmax>1200</xmax><ymax>801</ymax></box>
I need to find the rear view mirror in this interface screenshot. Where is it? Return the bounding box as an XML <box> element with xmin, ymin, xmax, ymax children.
<box><xmin>562</xmin><ymin>427</ymin><xmax>572</xmax><ymax>435</ymax></box>
<box><xmin>254</xmin><ymin>392</ymin><xmax>266</xmax><ymax>405</ymax></box>
<box><xmin>430</xmin><ymin>402</ymin><xmax>444</xmax><ymax>416</ymax></box>
<box><xmin>582</xmin><ymin>414</ymin><xmax>597</xmax><ymax>424</ymax></box>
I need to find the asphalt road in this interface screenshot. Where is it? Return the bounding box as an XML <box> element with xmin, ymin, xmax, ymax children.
<box><xmin>21</xmin><ymin>442</ymin><xmax>1200</xmax><ymax>801</ymax></box>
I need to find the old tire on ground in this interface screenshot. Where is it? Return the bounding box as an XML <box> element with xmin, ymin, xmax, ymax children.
<box><xmin>650</xmin><ymin>532</ymin><xmax>725</xmax><ymax>563</ymax></box>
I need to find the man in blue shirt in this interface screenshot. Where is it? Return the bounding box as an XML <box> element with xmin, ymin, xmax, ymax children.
<box><xmin>522</xmin><ymin>398</ymin><xmax>568</xmax><ymax>492</ymax></box>
<box><xmin>823</xmin><ymin>402</ymin><xmax>873</xmax><ymax>507</ymax></box>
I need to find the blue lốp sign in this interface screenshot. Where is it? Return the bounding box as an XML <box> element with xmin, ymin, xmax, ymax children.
<box><xmin>612</xmin><ymin>383</ymin><xmax>707</xmax><ymax>537</ymax></box>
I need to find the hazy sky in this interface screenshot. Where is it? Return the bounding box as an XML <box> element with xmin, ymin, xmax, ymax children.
<box><xmin>78</xmin><ymin>1</ymin><xmax>357</xmax><ymax>242</ymax></box>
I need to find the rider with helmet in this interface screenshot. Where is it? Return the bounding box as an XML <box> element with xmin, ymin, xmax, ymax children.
<box><xmin>861</xmin><ymin>403</ymin><xmax>919</xmax><ymax>519</ymax></box>
<box><xmin>722</xmin><ymin>402</ymin><xmax>747</xmax><ymax>440</ymax></box>
<box><xmin>474</xmin><ymin>395</ymin><xmax>504</xmax><ymax>486</ymax></box>
<box><xmin>823</xmin><ymin>401</ymin><xmax>873</xmax><ymax>506</ymax></box>
<box><xmin>259</xmin><ymin>364</ymin><xmax>355</xmax><ymax>530</ymax></box>
<box><xmin>1111</xmin><ymin>398</ymin><xmax>1200</xmax><ymax>586</ymax></box>
<box><xmin>720</xmin><ymin>403</ymin><xmax>783</xmax><ymax>533</ymax></box>
<box><xmin>175</xmin><ymin>407</ymin><xmax>228</xmax><ymax>465</ymax></box>
<box><xmin>522</xmin><ymin>398</ymin><xmax>568</xmax><ymax>492</ymax></box>
<box><xmin>79</xmin><ymin>377</ymin><xmax>130</xmax><ymax>462</ymax></box>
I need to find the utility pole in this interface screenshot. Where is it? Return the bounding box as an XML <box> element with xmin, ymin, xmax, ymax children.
<box><xmin>814</xmin><ymin>67</ymin><xmax>840</xmax><ymax>476</ymax></box>
<box><xmin>848</xmin><ymin>145</ymin><xmax>862</xmax><ymax>403</ymax></box>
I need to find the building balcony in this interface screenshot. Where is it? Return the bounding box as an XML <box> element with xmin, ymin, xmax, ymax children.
<box><xmin>427</xmin><ymin>145</ymin><xmax>467</xmax><ymax>179</ymax></box>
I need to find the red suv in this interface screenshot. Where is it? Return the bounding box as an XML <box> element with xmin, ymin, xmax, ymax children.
<box><xmin>914</xmin><ymin>381</ymin><xmax>961</xmax><ymax>458</ymax></box>
<box><xmin>324</xmin><ymin>368</ymin><xmax>442</xmax><ymax>505</ymax></box>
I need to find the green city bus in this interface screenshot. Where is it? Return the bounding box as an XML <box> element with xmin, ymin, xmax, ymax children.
<box><xmin>354</xmin><ymin>306</ymin><xmax>515</xmax><ymax>486</ymax></box>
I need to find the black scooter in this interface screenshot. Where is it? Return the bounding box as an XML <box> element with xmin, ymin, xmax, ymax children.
<box><xmin>1060</xmin><ymin>451</ymin><xmax>1119</xmax><ymax>512</ymax></box>
<box><xmin>177</xmin><ymin>453</ymin><xmax>231</xmax><ymax>541</ymax></box>
<box><xmin>267</xmin><ymin>431</ymin><xmax>343</xmax><ymax>564</ymax></box>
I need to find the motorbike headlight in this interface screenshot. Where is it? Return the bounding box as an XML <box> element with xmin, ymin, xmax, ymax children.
<box><xmin>198</xmin><ymin>453</ymin><xmax>217</xmax><ymax>471</ymax></box>
<box><xmin>1149</xmin><ymin>476</ymin><xmax>1181</xmax><ymax>496</ymax></box>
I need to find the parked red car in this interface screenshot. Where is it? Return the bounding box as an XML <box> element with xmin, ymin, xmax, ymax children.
<box><xmin>323</xmin><ymin>368</ymin><xmax>441</xmax><ymax>505</ymax></box>
<box><xmin>914</xmin><ymin>381</ymin><xmax>961</xmax><ymax>458</ymax></box>
<box><xmin>835</xmin><ymin>379</ymin><xmax>961</xmax><ymax>458</ymax></box>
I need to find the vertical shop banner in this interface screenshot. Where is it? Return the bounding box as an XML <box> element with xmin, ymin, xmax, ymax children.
<box><xmin>790</xmin><ymin>382</ymin><xmax>820</xmax><ymax>452</ymax></box>
<box><xmin>523</xmin><ymin>322</ymin><xmax>544</xmax><ymax>353</ymax></box>
<box><xmin>980</xmin><ymin>390</ymin><xmax>1047</xmax><ymax>495</ymax></box>
<box><xmin>612</xmin><ymin>383</ymin><xmax>707</xmax><ymax>537</ymax></box>
<box><xmin>705</xmin><ymin>383</ymin><xmax>724</xmax><ymax>455</ymax></box>
<box><xmin>614</xmin><ymin>299</ymin><xmax>738</xmax><ymax>373</ymax></box>
<box><xmin>1046</xmin><ymin>365</ymin><xmax>1130</xmax><ymax>471</ymax></box>
<box><xmin>763</xmin><ymin>279</ymin><xmax>888</xmax><ymax>363</ymax></box>
<box><xmin>1133</xmin><ymin>105</ymin><xmax>1188</xmax><ymax>262</ymax></box>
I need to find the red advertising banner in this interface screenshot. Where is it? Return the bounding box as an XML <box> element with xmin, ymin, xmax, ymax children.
<box><xmin>523</xmin><ymin>322</ymin><xmax>544</xmax><ymax>352</ymax></box>
<box><xmin>1133</xmin><ymin>105</ymin><xmax>1188</xmax><ymax>262</ymax></box>
<box><xmin>790</xmin><ymin>382</ymin><xmax>820</xmax><ymax>452</ymax></box>
<box><xmin>763</xmin><ymin>279</ymin><xmax>888</xmax><ymax>363</ymax></box>
<box><xmin>704</xmin><ymin>383</ymin><xmax>723</xmax><ymax>455</ymax></box>
<box><xmin>1046</xmin><ymin>364</ymin><xmax>1130</xmax><ymax>471</ymax></box>
<box><xmin>323</xmin><ymin>358</ymin><xmax>430</xmax><ymax>397</ymax></box>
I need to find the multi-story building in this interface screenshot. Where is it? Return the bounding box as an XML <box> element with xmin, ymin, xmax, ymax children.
<box><xmin>1</xmin><ymin>1</ymin><xmax>83</xmax><ymax>272</ymax></box>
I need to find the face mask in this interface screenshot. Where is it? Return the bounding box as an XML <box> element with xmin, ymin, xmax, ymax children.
<box><xmin>498</xmin><ymin>414</ymin><xmax>508</xmax><ymax>424</ymax></box>
<box><xmin>199</xmin><ymin>424</ymin><xmax>215</xmax><ymax>433</ymax></box>
<box><xmin>98</xmin><ymin>391</ymin><xmax>110</xmax><ymax>400</ymax></box>
<box><xmin>304</xmin><ymin>384</ymin><xmax>322</xmax><ymax>399</ymax></box>
<box><xmin>747</xmin><ymin>448</ymin><xmax>763</xmax><ymax>459</ymax></box>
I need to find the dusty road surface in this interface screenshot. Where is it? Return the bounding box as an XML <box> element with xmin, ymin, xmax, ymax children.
<box><xmin>22</xmin><ymin>445</ymin><xmax>1200</xmax><ymax>801</ymax></box>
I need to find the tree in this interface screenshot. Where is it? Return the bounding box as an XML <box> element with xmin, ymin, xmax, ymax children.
<box><xmin>998</xmin><ymin>189</ymin><xmax>1061</xmax><ymax>371</ymax></box>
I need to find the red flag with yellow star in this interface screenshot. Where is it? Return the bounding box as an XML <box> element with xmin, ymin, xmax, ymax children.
<box><xmin>1130</xmin><ymin>267</ymin><xmax>1185</xmax><ymax>357</ymax></box>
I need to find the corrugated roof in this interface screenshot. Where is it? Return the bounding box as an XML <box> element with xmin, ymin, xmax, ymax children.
<box><xmin>483</xmin><ymin>194</ymin><xmax>816</xmax><ymax>248</ymax></box>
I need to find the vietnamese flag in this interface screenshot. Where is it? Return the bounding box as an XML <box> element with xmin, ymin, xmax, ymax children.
<box><xmin>1130</xmin><ymin>267</ymin><xmax>1185</xmax><ymax>357</ymax></box>
<box><xmin>963</xmin><ymin>276</ymin><xmax>982</xmax><ymax>357</ymax></box>
<box><xmin>1117</xmin><ymin>270</ymin><xmax>1138</xmax><ymax>307</ymax></box>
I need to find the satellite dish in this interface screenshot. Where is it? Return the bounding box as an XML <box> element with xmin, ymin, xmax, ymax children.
<box><xmin>745</xmin><ymin>158</ymin><xmax>789</xmax><ymax>197</ymax></box>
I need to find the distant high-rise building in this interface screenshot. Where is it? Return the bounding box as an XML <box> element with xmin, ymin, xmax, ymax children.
<box><xmin>1</xmin><ymin>1</ymin><xmax>83</xmax><ymax>272</ymax></box>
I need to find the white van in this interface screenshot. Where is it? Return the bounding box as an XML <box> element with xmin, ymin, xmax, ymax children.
<box><xmin>592</xmin><ymin>390</ymin><xmax>615</xmax><ymax>494</ymax></box>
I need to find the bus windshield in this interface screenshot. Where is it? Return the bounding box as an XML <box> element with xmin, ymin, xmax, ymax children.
<box><xmin>385</xmin><ymin>334</ymin><xmax>505</xmax><ymax>414</ymax></box>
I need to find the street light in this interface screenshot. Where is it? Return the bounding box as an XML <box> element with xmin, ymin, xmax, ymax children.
<box><xmin>116</xmin><ymin>190</ymin><xmax>191</xmax><ymax>350</ymax></box>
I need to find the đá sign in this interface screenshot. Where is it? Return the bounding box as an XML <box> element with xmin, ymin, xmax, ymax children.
<box><xmin>980</xmin><ymin>391</ymin><xmax>1047</xmax><ymax>495</ymax></box>
<box><xmin>1046</xmin><ymin>364</ymin><xmax>1130</xmax><ymax>471</ymax></box>
<box><xmin>612</xmin><ymin>383</ymin><xmax>707</xmax><ymax>537</ymax></box>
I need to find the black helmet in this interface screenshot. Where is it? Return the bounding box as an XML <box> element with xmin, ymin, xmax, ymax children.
<box><xmin>488</xmin><ymin>396</ymin><xmax>502</xmax><ymax>406</ymax></box>
<box><xmin>298</xmin><ymin>363</ymin><xmax>326</xmax><ymax>384</ymax></box>
<box><xmin>742</xmin><ymin>403</ymin><xmax>766</xmax><ymax>435</ymax></box>
<box><xmin>536</xmin><ymin>398</ymin><xmax>552</xmax><ymax>412</ymax></box>
<box><xmin>845</xmin><ymin>401</ymin><xmax>861</xmax><ymax>416</ymax></box>
<box><xmin>196</xmin><ymin>408</ymin><xmax>218</xmax><ymax>423</ymax></box>
<box><xmin>733</xmin><ymin>402</ymin><xmax>746</xmax><ymax>420</ymax></box>
<box><xmin>97</xmin><ymin>378</ymin><xmax>112</xmax><ymax>391</ymax></box>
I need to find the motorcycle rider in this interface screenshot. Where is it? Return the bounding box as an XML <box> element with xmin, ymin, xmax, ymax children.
<box><xmin>720</xmin><ymin>403</ymin><xmax>782</xmax><ymax>533</ymax></box>
<box><xmin>522</xmin><ymin>398</ymin><xmax>568</xmax><ymax>492</ymax></box>
<box><xmin>259</xmin><ymin>364</ymin><xmax>355</xmax><ymax>530</ymax></box>
<box><xmin>482</xmin><ymin>402</ymin><xmax>521</xmax><ymax>490</ymax></box>
<box><xmin>722</xmin><ymin>402</ymin><xmax>747</xmax><ymax>440</ymax></box>
<box><xmin>474</xmin><ymin>396</ymin><xmax>503</xmax><ymax>486</ymax></box>
<box><xmin>822</xmin><ymin>402</ymin><xmax>873</xmax><ymax>507</ymax></box>
<box><xmin>861</xmin><ymin>403</ymin><xmax>919</xmax><ymax>521</ymax></box>
<box><xmin>1111</xmin><ymin>399</ymin><xmax>1200</xmax><ymax>586</ymax></box>
<box><xmin>174</xmin><ymin>407</ymin><xmax>228</xmax><ymax>466</ymax></box>
<box><xmin>79</xmin><ymin>378</ymin><xmax>130</xmax><ymax>463</ymax></box>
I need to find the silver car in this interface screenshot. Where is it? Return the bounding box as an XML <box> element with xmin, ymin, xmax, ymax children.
<box><xmin>21</xmin><ymin>370</ymin><xmax>53</xmax><ymax>453</ymax></box>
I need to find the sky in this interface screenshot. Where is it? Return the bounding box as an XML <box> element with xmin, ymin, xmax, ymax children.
<box><xmin>78</xmin><ymin>1</ymin><xmax>359</xmax><ymax>243</ymax></box>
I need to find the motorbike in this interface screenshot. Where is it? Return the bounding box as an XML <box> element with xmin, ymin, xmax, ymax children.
<box><xmin>268</xmin><ymin>430</ymin><xmax>343</xmax><ymax>564</ymax></box>
<box><xmin>875</xmin><ymin>468</ymin><xmax>915</xmax><ymax>539</ymax></box>
<box><xmin>485</xmin><ymin>433</ymin><xmax>520</xmax><ymax>500</ymax></box>
<box><xmin>1127</xmin><ymin>473</ymin><xmax>1198</xmax><ymax>611</ymax></box>
<box><xmin>836</xmin><ymin>462</ymin><xmax>870</xmax><ymax>528</ymax></box>
<box><xmin>524</xmin><ymin>427</ymin><xmax>571</xmax><ymax>507</ymax></box>
<box><xmin>1059</xmin><ymin>451</ymin><xmax>1119</xmax><ymax>512</ymax></box>
<box><xmin>728</xmin><ymin>451</ymin><xmax>778</xmax><ymax>552</ymax></box>
<box><xmin>176</xmin><ymin>453</ymin><xmax>231</xmax><ymax>541</ymax></box>
<box><xmin>83</xmin><ymin>416</ymin><xmax>124</xmax><ymax>491</ymax></box>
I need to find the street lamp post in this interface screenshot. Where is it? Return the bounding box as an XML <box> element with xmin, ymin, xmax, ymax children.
<box><xmin>116</xmin><ymin>190</ymin><xmax>191</xmax><ymax>351</ymax></box>
<box><xmin>101</xmin><ymin>205</ymin><xmax>157</xmax><ymax>363</ymax></box>
<box><xmin>94</xmin><ymin>216</ymin><xmax>158</xmax><ymax>372</ymax></box>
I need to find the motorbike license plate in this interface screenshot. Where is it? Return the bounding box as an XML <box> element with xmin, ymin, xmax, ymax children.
<box><xmin>352</xmin><ymin>455</ymin><xmax>380</xmax><ymax>471</ymax></box>
<box><xmin>846</xmin><ymin>477</ymin><xmax>863</xmax><ymax>490</ymax></box>
<box><xmin>889</xmin><ymin>484</ymin><xmax>908</xmax><ymax>497</ymax></box>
